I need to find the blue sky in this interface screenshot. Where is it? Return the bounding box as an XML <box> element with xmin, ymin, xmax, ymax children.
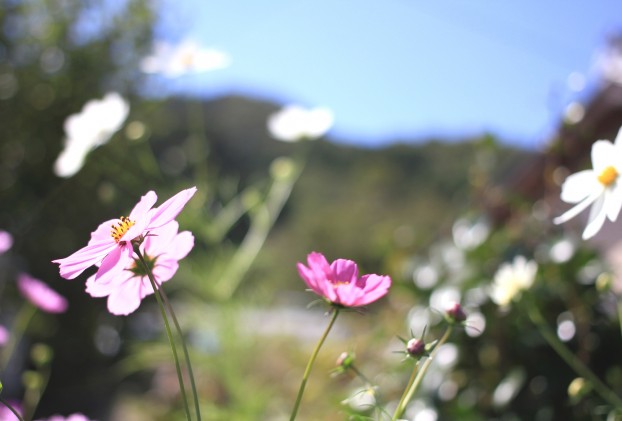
<box><xmin>153</xmin><ymin>1</ymin><xmax>622</xmax><ymax>149</ymax></box>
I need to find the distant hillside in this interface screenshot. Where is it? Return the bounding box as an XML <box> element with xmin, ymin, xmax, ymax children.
<box><xmin>165</xmin><ymin>95</ymin><xmax>536</xmax><ymax>295</ymax></box>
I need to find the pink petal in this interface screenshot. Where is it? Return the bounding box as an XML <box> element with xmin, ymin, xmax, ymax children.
<box><xmin>144</xmin><ymin>221</ymin><xmax>179</xmax><ymax>255</ymax></box>
<box><xmin>147</xmin><ymin>187</ymin><xmax>197</xmax><ymax>230</ymax></box>
<box><xmin>167</xmin><ymin>230</ymin><xmax>194</xmax><ymax>260</ymax></box>
<box><xmin>356</xmin><ymin>274</ymin><xmax>392</xmax><ymax>306</ymax></box>
<box><xmin>106</xmin><ymin>277</ymin><xmax>143</xmax><ymax>316</ymax></box>
<box><xmin>85</xmin><ymin>272</ymin><xmax>132</xmax><ymax>298</ymax></box>
<box><xmin>93</xmin><ymin>243</ymin><xmax>133</xmax><ymax>284</ymax></box>
<box><xmin>330</xmin><ymin>259</ymin><xmax>358</xmax><ymax>284</ymax></box>
<box><xmin>87</xmin><ymin>219</ymin><xmax>120</xmax><ymax>244</ymax></box>
<box><xmin>53</xmin><ymin>240</ymin><xmax>116</xmax><ymax>279</ymax></box>
<box><xmin>151</xmin><ymin>259</ymin><xmax>179</xmax><ymax>284</ymax></box>
<box><xmin>18</xmin><ymin>273</ymin><xmax>68</xmax><ymax>313</ymax></box>
<box><xmin>124</xmin><ymin>191</ymin><xmax>158</xmax><ymax>240</ymax></box>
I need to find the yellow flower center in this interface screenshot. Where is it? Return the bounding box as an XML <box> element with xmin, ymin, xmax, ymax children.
<box><xmin>598</xmin><ymin>166</ymin><xmax>619</xmax><ymax>186</ymax></box>
<box><xmin>111</xmin><ymin>216</ymin><xmax>135</xmax><ymax>243</ymax></box>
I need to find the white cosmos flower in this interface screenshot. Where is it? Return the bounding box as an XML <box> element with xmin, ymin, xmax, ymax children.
<box><xmin>554</xmin><ymin>126</ymin><xmax>622</xmax><ymax>239</ymax></box>
<box><xmin>54</xmin><ymin>93</ymin><xmax>129</xmax><ymax>178</ymax></box>
<box><xmin>489</xmin><ymin>256</ymin><xmax>537</xmax><ymax>307</ymax></box>
<box><xmin>140</xmin><ymin>39</ymin><xmax>231</xmax><ymax>78</ymax></box>
<box><xmin>267</xmin><ymin>105</ymin><xmax>334</xmax><ymax>142</ymax></box>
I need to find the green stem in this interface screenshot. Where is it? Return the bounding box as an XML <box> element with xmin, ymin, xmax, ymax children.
<box><xmin>135</xmin><ymin>248</ymin><xmax>192</xmax><ymax>421</ymax></box>
<box><xmin>526</xmin><ymin>297</ymin><xmax>622</xmax><ymax>409</ymax></box>
<box><xmin>1</xmin><ymin>303</ymin><xmax>37</xmax><ymax>372</ymax></box>
<box><xmin>158</xmin><ymin>287</ymin><xmax>202</xmax><ymax>421</ymax></box>
<box><xmin>392</xmin><ymin>327</ymin><xmax>453</xmax><ymax>421</ymax></box>
<box><xmin>290</xmin><ymin>308</ymin><xmax>340</xmax><ymax>421</ymax></box>
<box><xmin>22</xmin><ymin>366</ymin><xmax>51</xmax><ymax>421</ymax></box>
<box><xmin>0</xmin><ymin>396</ymin><xmax>24</xmax><ymax>421</ymax></box>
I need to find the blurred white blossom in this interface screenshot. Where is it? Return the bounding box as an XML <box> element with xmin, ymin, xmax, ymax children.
<box><xmin>452</xmin><ymin>216</ymin><xmax>490</xmax><ymax>250</ymax></box>
<box><xmin>267</xmin><ymin>105</ymin><xmax>333</xmax><ymax>142</ymax></box>
<box><xmin>140</xmin><ymin>39</ymin><xmax>231</xmax><ymax>78</ymax></box>
<box><xmin>54</xmin><ymin>93</ymin><xmax>129</xmax><ymax>178</ymax></box>
<box><xmin>554</xmin><ymin>126</ymin><xmax>622</xmax><ymax>239</ymax></box>
<box><xmin>489</xmin><ymin>256</ymin><xmax>537</xmax><ymax>307</ymax></box>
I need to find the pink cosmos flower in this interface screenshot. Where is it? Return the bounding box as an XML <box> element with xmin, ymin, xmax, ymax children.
<box><xmin>85</xmin><ymin>221</ymin><xmax>194</xmax><ymax>315</ymax></box>
<box><xmin>297</xmin><ymin>252</ymin><xmax>392</xmax><ymax>307</ymax></box>
<box><xmin>18</xmin><ymin>273</ymin><xmax>68</xmax><ymax>314</ymax></box>
<box><xmin>53</xmin><ymin>187</ymin><xmax>196</xmax><ymax>285</ymax></box>
<box><xmin>0</xmin><ymin>230</ymin><xmax>13</xmax><ymax>255</ymax></box>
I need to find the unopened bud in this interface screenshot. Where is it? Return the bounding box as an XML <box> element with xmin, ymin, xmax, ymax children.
<box><xmin>406</xmin><ymin>338</ymin><xmax>426</xmax><ymax>358</ymax></box>
<box><xmin>445</xmin><ymin>302</ymin><xmax>467</xmax><ymax>324</ymax></box>
<box><xmin>336</xmin><ymin>351</ymin><xmax>355</xmax><ymax>369</ymax></box>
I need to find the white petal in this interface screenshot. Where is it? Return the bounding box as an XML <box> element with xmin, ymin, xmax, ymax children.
<box><xmin>614</xmin><ymin>126</ymin><xmax>622</xmax><ymax>146</ymax></box>
<box><xmin>583</xmin><ymin>194</ymin><xmax>607</xmax><ymax>239</ymax></box>
<box><xmin>554</xmin><ymin>190</ymin><xmax>601</xmax><ymax>224</ymax></box>
<box><xmin>592</xmin><ymin>140</ymin><xmax>617</xmax><ymax>172</ymax></box>
<box><xmin>605</xmin><ymin>184</ymin><xmax>622</xmax><ymax>221</ymax></box>
<box><xmin>559</xmin><ymin>170</ymin><xmax>598</xmax><ymax>203</ymax></box>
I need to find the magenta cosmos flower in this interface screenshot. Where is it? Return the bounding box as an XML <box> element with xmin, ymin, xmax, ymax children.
<box><xmin>53</xmin><ymin>187</ymin><xmax>196</xmax><ymax>284</ymax></box>
<box><xmin>18</xmin><ymin>273</ymin><xmax>68</xmax><ymax>314</ymax></box>
<box><xmin>297</xmin><ymin>252</ymin><xmax>392</xmax><ymax>307</ymax></box>
<box><xmin>85</xmin><ymin>221</ymin><xmax>194</xmax><ymax>315</ymax></box>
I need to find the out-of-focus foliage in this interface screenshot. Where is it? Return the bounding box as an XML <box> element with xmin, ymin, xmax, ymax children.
<box><xmin>3</xmin><ymin>1</ymin><xmax>622</xmax><ymax>420</ymax></box>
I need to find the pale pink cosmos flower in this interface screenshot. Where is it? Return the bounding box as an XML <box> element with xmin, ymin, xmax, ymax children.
<box><xmin>85</xmin><ymin>221</ymin><xmax>194</xmax><ymax>315</ymax></box>
<box><xmin>52</xmin><ymin>187</ymin><xmax>196</xmax><ymax>286</ymax></box>
<box><xmin>18</xmin><ymin>273</ymin><xmax>68</xmax><ymax>314</ymax></box>
<box><xmin>0</xmin><ymin>230</ymin><xmax>13</xmax><ymax>255</ymax></box>
<box><xmin>297</xmin><ymin>252</ymin><xmax>392</xmax><ymax>307</ymax></box>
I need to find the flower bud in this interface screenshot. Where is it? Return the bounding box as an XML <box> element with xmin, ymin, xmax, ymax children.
<box><xmin>406</xmin><ymin>338</ymin><xmax>426</xmax><ymax>358</ymax></box>
<box><xmin>331</xmin><ymin>351</ymin><xmax>356</xmax><ymax>377</ymax></box>
<box><xmin>336</xmin><ymin>351</ymin><xmax>355</xmax><ymax>370</ymax></box>
<box><xmin>445</xmin><ymin>302</ymin><xmax>467</xmax><ymax>324</ymax></box>
<box><xmin>568</xmin><ymin>377</ymin><xmax>591</xmax><ymax>403</ymax></box>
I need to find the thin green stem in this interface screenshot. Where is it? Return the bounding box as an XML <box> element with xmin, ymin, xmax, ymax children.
<box><xmin>22</xmin><ymin>366</ymin><xmax>51</xmax><ymax>421</ymax></box>
<box><xmin>391</xmin><ymin>360</ymin><xmax>421</xmax><ymax>421</ymax></box>
<box><xmin>526</xmin><ymin>297</ymin><xmax>622</xmax><ymax>409</ymax></box>
<box><xmin>1</xmin><ymin>303</ymin><xmax>37</xmax><ymax>372</ymax></box>
<box><xmin>0</xmin><ymin>396</ymin><xmax>24</xmax><ymax>421</ymax></box>
<box><xmin>290</xmin><ymin>308</ymin><xmax>340</xmax><ymax>421</ymax></box>
<box><xmin>135</xmin><ymin>248</ymin><xmax>192</xmax><ymax>421</ymax></box>
<box><xmin>158</xmin><ymin>287</ymin><xmax>202</xmax><ymax>421</ymax></box>
<box><xmin>350</xmin><ymin>365</ymin><xmax>373</xmax><ymax>387</ymax></box>
<box><xmin>392</xmin><ymin>327</ymin><xmax>453</xmax><ymax>421</ymax></box>
<box><xmin>617</xmin><ymin>298</ymin><xmax>622</xmax><ymax>339</ymax></box>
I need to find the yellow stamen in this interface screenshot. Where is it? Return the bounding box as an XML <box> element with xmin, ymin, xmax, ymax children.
<box><xmin>111</xmin><ymin>216</ymin><xmax>135</xmax><ymax>243</ymax></box>
<box><xmin>598</xmin><ymin>166</ymin><xmax>619</xmax><ymax>186</ymax></box>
